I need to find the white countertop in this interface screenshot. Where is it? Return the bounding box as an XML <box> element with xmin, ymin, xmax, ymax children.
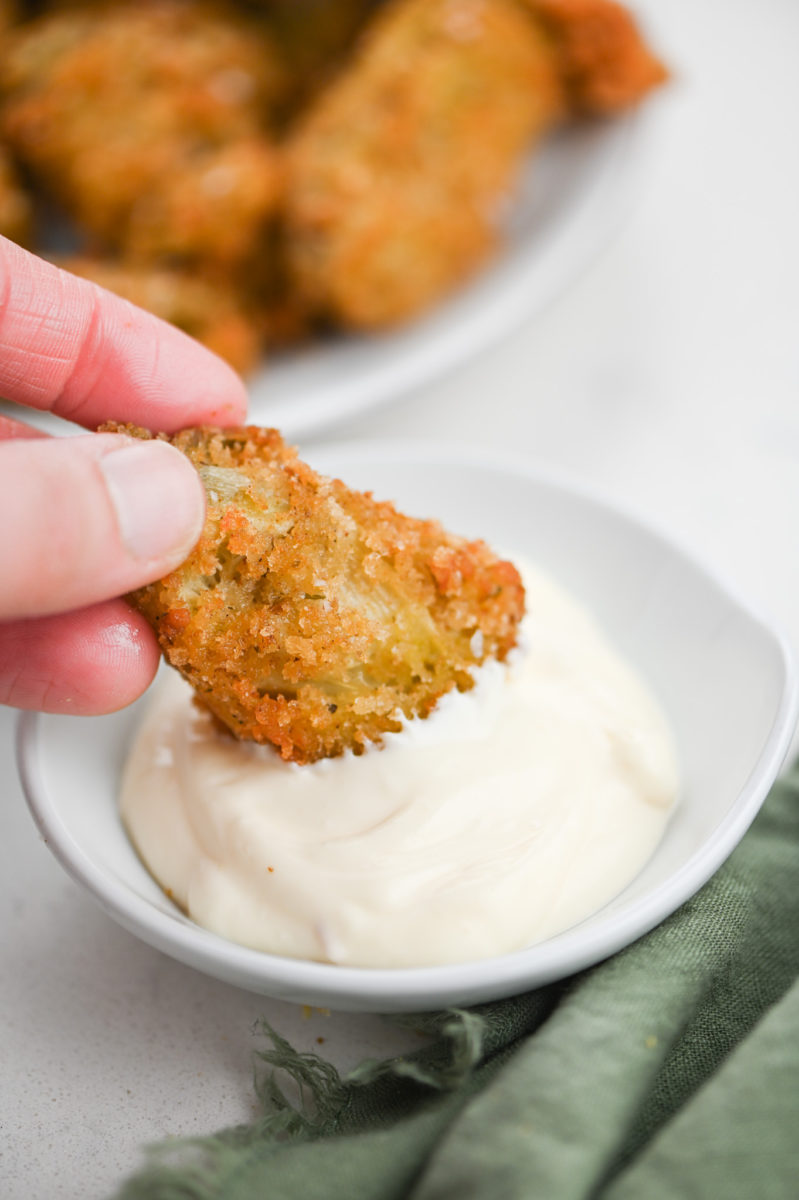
<box><xmin>3</xmin><ymin>1</ymin><xmax>798</xmax><ymax>1195</ymax></box>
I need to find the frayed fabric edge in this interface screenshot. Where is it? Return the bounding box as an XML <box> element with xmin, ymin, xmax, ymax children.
<box><xmin>114</xmin><ymin>1008</ymin><xmax>487</xmax><ymax>1199</ymax></box>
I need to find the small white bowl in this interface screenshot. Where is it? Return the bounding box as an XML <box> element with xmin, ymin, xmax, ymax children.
<box><xmin>17</xmin><ymin>444</ymin><xmax>798</xmax><ymax>1012</ymax></box>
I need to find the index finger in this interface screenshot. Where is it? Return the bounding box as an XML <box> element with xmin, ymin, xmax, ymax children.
<box><xmin>0</xmin><ymin>237</ymin><xmax>248</xmax><ymax>432</ymax></box>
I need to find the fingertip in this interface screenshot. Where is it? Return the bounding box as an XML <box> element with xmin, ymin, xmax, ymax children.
<box><xmin>98</xmin><ymin>435</ymin><xmax>207</xmax><ymax>571</ymax></box>
<box><xmin>83</xmin><ymin>604</ymin><xmax>163</xmax><ymax>712</ymax></box>
<box><xmin>0</xmin><ymin>240</ymin><xmax>250</xmax><ymax>431</ymax></box>
<box><xmin>138</xmin><ymin>318</ymin><xmax>250</xmax><ymax>431</ymax></box>
<box><xmin>191</xmin><ymin>351</ymin><xmax>250</xmax><ymax>429</ymax></box>
<box><xmin>82</xmin><ymin>294</ymin><xmax>251</xmax><ymax>433</ymax></box>
<box><xmin>0</xmin><ymin>602</ymin><xmax>162</xmax><ymax>715</ymax></box>
<box><xmin>0</xmin><ymin>433</ymin><xmax>207</xmax><ymax>619</ymax></box>
<box><xmin>115</xmin><ymin>309</ymin><xmax>250</xmax><ymax>432</ymax></box>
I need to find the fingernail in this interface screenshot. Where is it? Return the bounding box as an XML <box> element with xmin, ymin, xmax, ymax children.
<box><xmin>100</xmin><ymin>440</ymin><xmax>205</xmax><ymax>563</ymax></box>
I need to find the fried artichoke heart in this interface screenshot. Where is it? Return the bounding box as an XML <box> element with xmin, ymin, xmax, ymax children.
<box><xmin>281</xmin><ymin>0</ymin><xmax>666</xmax><ymax>330</ymax></box>
<box><xmin>522</xmin><ymin>0</ymin><xmax>668</xmax><ymax>115</ymax></box>
<box><xmin>103</xmin><ymin>423</ymin><xmax>525</xmax><ymax>764</ymax></box>
<box><xmin>2</xmin><ymin>1</ymin><xmax>285</xmax><ymax>270</ymax></box>
<box><xmin>283</xmin><ymin>0</ymin><xmax>564</xmax><ymax>329</ymax></box>
<box><xmin>0</xmin><ymin>142</ymin><xmax>31</xmax><ymax>246</ymax></box>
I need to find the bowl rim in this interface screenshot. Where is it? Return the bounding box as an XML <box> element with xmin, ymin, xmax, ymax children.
<box><xmin>16</xmin><ymin>445</ymin><xmax>799</xmax><ymax>1010</ymax></box>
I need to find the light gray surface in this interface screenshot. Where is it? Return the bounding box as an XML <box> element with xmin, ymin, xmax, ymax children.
<box><xmin>3</xmin><ymin>1</ymin><xmax>799</xmax><ymax>1196</ymax></box>
<box><xmin>0</xmin><ymin>739</ymin><xmax>421</xmax><ymax>1190</ymax></box>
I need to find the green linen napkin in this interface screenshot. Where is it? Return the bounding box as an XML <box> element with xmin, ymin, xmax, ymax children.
<box><xmin>117</xmin><ymin>766</ymin><xmax>799</xmax><ymax>1200</ymax></box>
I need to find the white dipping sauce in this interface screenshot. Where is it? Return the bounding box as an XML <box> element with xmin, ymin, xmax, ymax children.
<box><xmin>121</xmin><ymin>562</ymin><xmax>679</xmax><ymax>968</ymax></box>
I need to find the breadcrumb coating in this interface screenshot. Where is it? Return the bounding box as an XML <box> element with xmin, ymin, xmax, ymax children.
<box><xmin>102</xmin><ymin>422</ymin><xmax>525</xmax><ymax>764</ymax></box>
<box><xmin>281</xmin><ymin>0</ymin><xmax>665</xmax><ymax>331</ymax></box>
<box><xmin>283</xmin><ymin>0</ymin><xmax>565</xmax><ymax>329</ymax></box>
<box><xmin>0</xmin><ymin>0</ymin><xmax>666</xmax><ymax>350</ymax></box>
<box><xmin>2</xmin><ymin>1</ymin><xmax>285</xmax><ymax>269</ymax></box>
<box><xmin>523</xmin><ymin>0</ymin><xmax>668</xmax><ymax>115</ymax></box>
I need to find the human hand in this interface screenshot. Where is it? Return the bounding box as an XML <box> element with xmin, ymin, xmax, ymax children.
<box><xmin>0</xmin><ymin>237</ymin><xmax>248</xmax><ymax>715</ymax></box>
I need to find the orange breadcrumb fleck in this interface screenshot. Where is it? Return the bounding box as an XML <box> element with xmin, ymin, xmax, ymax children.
<box><xmin>101</xmin><ymin>422</ymin><xmax>525</xmax><ymax>765</ymax></box>
<box><xmin>523</xmin><ymin>0</ymin><xmax>668</xmax><ymax>114</ymax></box>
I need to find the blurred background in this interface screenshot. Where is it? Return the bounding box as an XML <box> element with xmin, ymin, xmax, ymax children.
<box><xmin>1</xmin><ymin>1</ymin><xmax>798</xmax><ymax>1195</ymax></box>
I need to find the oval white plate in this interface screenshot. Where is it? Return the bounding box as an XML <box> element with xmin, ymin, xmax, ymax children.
<box><xmin>249</xmin><ymin>108</ymin><xmax>658</xmax><ymax>437</ymax></box>
<box><xmin>17</xmin><ymin>444</ymin><xmax>798</xmax><ymax>1012</ymax></box>
<box><xmin>0</xmin><ymin>106</ymin><xmax>659</xmax><ymax>441</ymax></box>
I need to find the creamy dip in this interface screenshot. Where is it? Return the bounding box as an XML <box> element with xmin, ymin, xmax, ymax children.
<box><xmin>120</xmin><ymin>562</ymin><xmax>679</xmax><ymax>968</ymax></box>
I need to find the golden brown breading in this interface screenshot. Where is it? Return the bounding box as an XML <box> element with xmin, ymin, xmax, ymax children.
<box><xmin>2</xmin><ymin>1</ymin><xmax>285</xmax><ymax>270</ymax></box>
<box><xmin>234</xmin><ymin>225</ymin><xmax>320</xmax><ymax>349</ymax></box>
<box><xmin>282</xmin><ymin>0</ymin><xmax>565</xmax><ymax>330</ymax></box>
<box><xmin>0</xmin><ymin>143</ymin><xmax>31</xmax><ymax>245</ymax></box>
<box><xmin>0</xmin><ymin>0</ymin><xmax>17</xmax><ymax>32</ymax></box>
<box><xmin>57</xmin><ymin>256</ymin><xmax>263</xmax><ymax>375</ymax></box>
<box><xmin>102</xmin><ymin>423</ymin><xmax>525</xmax><ymax>764</ymax></box>
<box><xmin>0</xmin><ymin>0</ymin><xmax>27</xmax><ymax>241</ymax></box>
<box><xmin>252</xmin><ymin>0</ymin><xmax>383</xmax><ymax>109</ymax></box>
<box><xmin>522</xmin><ymin>0</ymin><xmax>668</xmax><ymax>115</ymax></box>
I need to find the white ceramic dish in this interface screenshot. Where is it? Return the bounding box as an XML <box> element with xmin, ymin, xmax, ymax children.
<box><xmin>248</xmin><ymin>109</ymin><xmax>658</xmax><ymax>437</ymax></box>
<box><xmin>0</xmin><ymin>106</ymin><xmax>658</xmax><ymax>442</ymax></box>
<box><xmin>17</xmin><ymin>444</ymin><xmax>798</xmax><ymax>1012</ymax></box>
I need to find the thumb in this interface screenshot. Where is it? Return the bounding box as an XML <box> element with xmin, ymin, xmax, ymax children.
<box><xmin>0</xmin><ymin>432</ymin><xmax>205</xmax><ymax>620</ymax></box>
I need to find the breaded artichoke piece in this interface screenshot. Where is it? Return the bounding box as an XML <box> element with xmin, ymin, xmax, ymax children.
<box><xmin>253</xmin><ymin>0</ymin><xmax>383</xmax><ymax>109</ymax></box>
<box><xmin>522</xmin><ymin>0</ymin><xmax>668</xmax><ymax>114</ymax></box>
<box><xmin>0</xmin><ymin>143</ymin><xmax>32</xmax><ymax>246</ymax></box>
<box><xmin>102</xmin><ymin>423</ymin><xmax>525</xmax><ymax>764</ymax></box>
<box><xmin>2</xmin><ymin>1</ymin><xmax>285</xmax><ymax>270</ymax></box>
<box><xmin>57</xmin><ymin>256</ymin><xmax>263</xmax><ymax>375</ymax></box>
<box><xmin>282</xmin><ymin>0</ymin><xmax>565</xmax><ymax>329</ymax></box>
<box><xmin>0</xmin><ymin>0</ymin><xmax>17</xmax><ymax>32</ymax></box>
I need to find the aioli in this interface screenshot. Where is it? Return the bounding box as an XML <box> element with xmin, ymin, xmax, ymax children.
<box><xmin>120</xmin><ymin>562</ymin><xmax>679</xmax><ymax>968</ymax></box>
